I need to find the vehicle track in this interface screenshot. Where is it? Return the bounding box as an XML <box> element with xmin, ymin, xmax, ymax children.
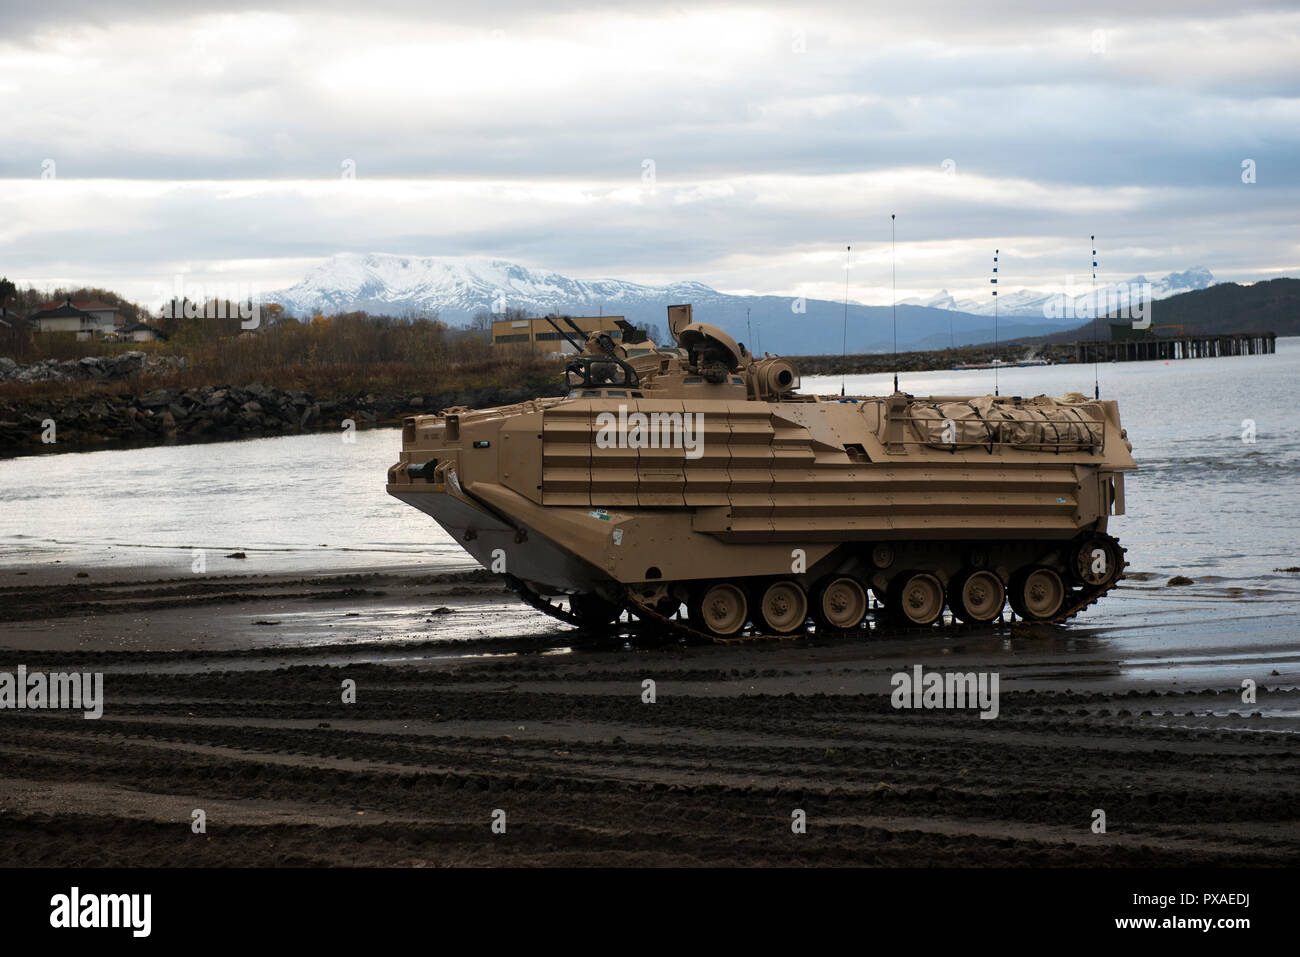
<box><xmin>0</xmin><ymin>647</ymin><xmax>1295</xmax><ymax>867</ymax></box>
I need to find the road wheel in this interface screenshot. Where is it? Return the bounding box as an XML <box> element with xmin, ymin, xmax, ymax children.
<box><xmin>1010</xmin><ymin>567</ymin><xmax>1066</xmax><ymax>621</ymax></box>
<box><xmin>813</xmin><ymin>576</ymin><xmax>868</xmax><ymax>631</ymax></box>
<box><xmin>888</xmin><ymin>570</ymin><xmax>945</xmax><ymax>626</ymax></box>
<box><xmin>949</xmin><ymin>569</ymin><xmax>1005</xmax><ymax>624</ymax></box>
<box><xmin>1072</xmin><ymin>536</ymin><xmax>1122</xmax><ymax>586</ymax></box>
<box><xmin>758</xmin><ymin>580</ymin><xmax>808</xmax><ymax>634</ymax></box>
<box><xmin>690</xmin><ymin>582</ymin><xmax>749</xmax><ymax>637</ymax></box>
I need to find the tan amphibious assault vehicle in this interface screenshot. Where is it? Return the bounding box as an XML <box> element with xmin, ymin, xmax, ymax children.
<box><xmin>387</xmin><ymin>304</ymin><xmax>1135</xmax><ymax>639</ymax></box>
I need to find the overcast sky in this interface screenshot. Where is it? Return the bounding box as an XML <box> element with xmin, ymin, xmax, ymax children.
<box><xmin>1</xmin><ymin>0</ymin><xmax>1296</xmax><ymax>307</ymax></box>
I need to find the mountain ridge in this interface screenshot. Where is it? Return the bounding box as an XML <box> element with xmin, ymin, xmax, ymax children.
<box><xmin>263</xmin><ymin>253</ymin><xmax>1216</xmax><ymax>355</ymax></box>
<box><xmin>1027</xmin><ymin>277</ymin><xmax>1300</xmax><ymax>344</ymax></box>
<box><xmin>899</xmin><ymin>266</ymin><xmax>1216</xmax><ymax>317</ymax></box>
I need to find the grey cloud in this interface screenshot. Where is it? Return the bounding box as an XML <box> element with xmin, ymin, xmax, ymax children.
<box><xmin>1</xmin><ymin>0</ymin><xmax>1296</xmax><ymax>300</ymax></box>
<box><xmin>3</xmin><ymin>14</ymin><xmax>1297</xmax><ymax>188</ymax></box>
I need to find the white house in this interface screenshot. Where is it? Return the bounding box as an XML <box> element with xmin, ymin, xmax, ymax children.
<box><xmin>118</xmin><ymin>322</ymin><xmax>168</xmax><ymax>342</ymax></box>
<box><xmin>28</xmin><ymin>298</ymin><xmax>121</xmax><ymax>339</ymax></box>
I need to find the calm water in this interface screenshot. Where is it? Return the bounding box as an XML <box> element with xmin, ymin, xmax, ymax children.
<box><xmin>0</xmin><ymin>427</ymin><xmax>463</xmax><ymax>577</ymax></box>
<box><xmin>2</xmin><ymin>339</ymin><xmax>1298</xmax><ymax>591</ymax></box>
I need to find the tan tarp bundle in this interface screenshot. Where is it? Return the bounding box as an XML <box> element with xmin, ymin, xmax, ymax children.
<box><xmin>909</xmin><ymin>395</ymin><xmax>1103</xmax><ymax>452</ymax></box>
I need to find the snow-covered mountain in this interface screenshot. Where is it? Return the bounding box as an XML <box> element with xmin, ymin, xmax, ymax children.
<box><xmin>901</xmin><ymin>267</ymin><xmax>1215</xmax><ymax>317</ymax></box>
<box><xmin>266</xmin><ymin>253</ymin><xmax>729</xmax><ymax>322</ymax></box>
<box><xmin>264</xmin><ymin>252</ymin><xmax>1108</xmax><ymax>355</ymax></box>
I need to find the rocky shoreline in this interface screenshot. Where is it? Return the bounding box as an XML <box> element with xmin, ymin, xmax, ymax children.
<box><xmin>0</xmin><ymin>379</ymin><xmax>567</xmax><ymax>455</ymax></box>
<box><xmin>0</xmin><ymin>351</ymin><xmax>185</xmax><ymax>385</ymax></box>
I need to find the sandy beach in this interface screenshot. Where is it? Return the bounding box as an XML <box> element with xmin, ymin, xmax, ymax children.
<box><xmin>2</xmin><ymin>560</ymin><xmax>1296</xmax><ymax>867</ymax></box>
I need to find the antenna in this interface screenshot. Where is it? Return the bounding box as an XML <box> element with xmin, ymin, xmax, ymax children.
<box><xmin>543</xmin><ymin>316</ymin><xmax>583</xmax><ymax>353</ymax></box>
<box><xmin>992</xmin><ymin>248</ymin><xmax>999</xmax><ymax>397</ymax></box>
<box><xmin>1091</xmin><ymin>235</ymin><xmax>1100</xmax><ymax>399</ymax></box>
<box><xmin>746</xmin><ymin>307</ymin><xmax>753</xmax><ymax>353</ymax></box>
<box><xmin>841</xmin><ymin>244</ymin><xmax>851</xmax><ymax>397</ymax></box>
<box><xmin>891</xmin><ymin>214</ymin><xmax>898</xmax><ymax>393</ymax></box>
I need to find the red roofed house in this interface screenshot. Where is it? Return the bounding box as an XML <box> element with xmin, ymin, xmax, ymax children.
<box><xmin>28</xmin><ymin>298</ymin><xmax>121</xmax><ymax>339</ymax></box>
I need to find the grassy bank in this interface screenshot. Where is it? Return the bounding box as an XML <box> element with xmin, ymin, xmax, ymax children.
<box><xmin>1</xmin><ymin>354</ymin><xmax>562</xmax><ymax>403</ymax></box>
<box><xmin>4</xmin><ymin>311</ymin><xmax>536</xmax><ymax>389</ymax></box>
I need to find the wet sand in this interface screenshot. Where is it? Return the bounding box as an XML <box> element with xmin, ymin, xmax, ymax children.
<box><xmin>1</xmin><ymin>562</ymin><xmax>1297</xmax><ymax>866</ymax></box>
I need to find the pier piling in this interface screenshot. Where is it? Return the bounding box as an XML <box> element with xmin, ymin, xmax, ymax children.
<box><xmin>1074</xmin><ymin>331</ymin><xmax>1275</xmax><ymax>364</ymax></box>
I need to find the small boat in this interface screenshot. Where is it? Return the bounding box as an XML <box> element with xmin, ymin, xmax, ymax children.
<box><xmin>952</xmin><ymin>358</ymin><xmax>1052</xmax><ymax>371</ymax></box>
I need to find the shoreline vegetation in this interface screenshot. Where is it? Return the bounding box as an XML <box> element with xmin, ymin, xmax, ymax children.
<box><xmin>0</xmin><ymin>299</ymin><xmax>568</xmax><ymax>455</ymax></box>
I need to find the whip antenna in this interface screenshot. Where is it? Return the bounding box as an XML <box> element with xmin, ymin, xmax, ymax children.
<box><xmin>1092</xmin><ymin>235</ymin><xmax>1100</xmax><ymax>399</ymax></box>
<box><xmin>746</xmin><ymin>306</ymin><xmax>752</xmax><ymax>353</ymax></box>
<box><xmin>841</xmin><ymin>244</ymin><xmax>850</xmax><ymax>396</ymax></box>
<box><xmin>891</xmin><ymin>214</ymin><xmax>898</xmax><ymax>392</ymax></box>
<box><xmin>992</xmin><ymin>248</ymin><xmax>999</xmax><ymax>396</ymax></box>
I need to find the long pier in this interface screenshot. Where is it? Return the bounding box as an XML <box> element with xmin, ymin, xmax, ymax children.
<box><xmin>1074</xmin><ymin>331</ymin><xmax>1276</xmax><ymax>363</ymax></box>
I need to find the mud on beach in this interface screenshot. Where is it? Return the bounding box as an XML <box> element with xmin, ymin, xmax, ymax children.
<box><xmin>0</xmin><ymin>565</ymin><xmax>1297</xmax><ymax>867</ymax></box>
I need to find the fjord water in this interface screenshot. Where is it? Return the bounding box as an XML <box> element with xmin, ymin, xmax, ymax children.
<box><xmin>0</xmin><ymin>424</ymin><xmax>471</xmax><ymax>578</ymax></box>
<box><xmin>2</xmin><ymin>339</ymin><xmax>1298</xmax><ymax>617</ymax></box>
